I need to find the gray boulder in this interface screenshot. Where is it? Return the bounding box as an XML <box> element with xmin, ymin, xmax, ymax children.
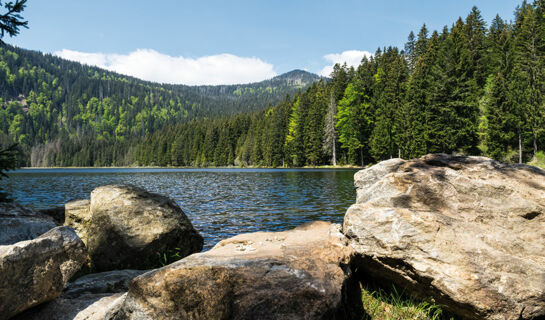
<box><xmin>111</xmin><ymin>221</ymin><xmax>361</xmax><ymax>320</ymax></box>
<box><xmin>344</xmin><ymin>154</ymin><xmax>545</xmax><ymax>320</ymax></box>
<box><xmin>0</xmin><ymin>226</ymin><xmax>87</xmax><ymax>319</ymax></box>
<box><xmin>65</xmin><ymin>200</ymin><xmax>91</xmax><ymax>246</ymax></box>
<box><xmin>65</xmin><ymin>185</ymin><xmax>203</xmax><ymax>271</ymax></box>
<box><xmin>14</xmin><ymin>269</ymin><xmax>146</xmax><ymax>320</ymax></box>
<box><xmin>0</xmin><ymin>202</ymin><xmax>57</xmax><ymax>245</ymax></box>
<box><xmin>38</xmin><ymin>206</ymin><xmax>66</xmax><ymax>225</ymax></box>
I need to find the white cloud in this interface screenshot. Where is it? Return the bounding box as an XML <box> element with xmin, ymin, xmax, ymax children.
<box><xmin>54</xmin><ymin>49</ymin><xmax>277</xmax><ymax>86</ymax></box>
<box><xmin>319</xmin><ymin>50</ymin><xmax>372</xmax><ymax>77</ymax></box>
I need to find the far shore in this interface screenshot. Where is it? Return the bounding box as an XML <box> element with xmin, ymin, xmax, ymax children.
<box><xmin>18</xmin><ymin>165</ymin><xmax>364</xmax><ymax>170</ymax></box>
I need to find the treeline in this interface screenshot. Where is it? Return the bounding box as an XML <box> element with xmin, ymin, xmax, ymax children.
<box><xmin>5</xmin><ymin>1</ymin><xmax>545</xmax><ymax>167</ymax></box>
<box><xmin>6</xmin><ymin>0</ymin><xmax>545</xmax><ymax>167</ymax></box>
<box><xmin>0</xmin><ymin>44</ymin><xmax>318</xmax><ymax>166</ymax></box>
<box><xmin>133</xmin><ymin>1</ymin><xmax>545</xmax><ymax>167</ymax></box>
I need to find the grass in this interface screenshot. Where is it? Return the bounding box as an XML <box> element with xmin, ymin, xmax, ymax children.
<box><xmin>528</xmin><ymin>151</ymin><xmax>545</xmax><ymax>169</ymax></box>
<box><xmin>156</xmin><ymin>247</ymin><xmax>183</xmax><ymax>267</ymax></box>
<box><xmin>360</xmin><ymin>284</ymin><xmax>453</xmax><ymax>320</ymax></box>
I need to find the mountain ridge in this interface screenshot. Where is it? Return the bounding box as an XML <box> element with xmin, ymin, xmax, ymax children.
<box><xmin>0</xmin><ymin>44</ymin><xmax>322</xmax><ymax>166</ymax></box>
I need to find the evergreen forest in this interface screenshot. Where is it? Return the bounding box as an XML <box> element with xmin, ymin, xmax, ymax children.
<box><xmin>0</xmin><ymin>45</ymin><xmax>320</xmax><ymax>166</ymax></box>
<box><xmin>3</xmin><ymin>0</ymin><xmax>545</xmax><ymax>168</ymax></box>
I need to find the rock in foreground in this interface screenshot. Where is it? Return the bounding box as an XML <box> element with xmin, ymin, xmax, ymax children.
<box><xmin>344</xmin><ymin>154</ymin><xmax>545</xmax><ymax>320</ymax></box>
<box><xmin>0</xmin><ymin>202</ymin><xmax>57</xmax><ymax>245</ymax></box>
<box><xmin>65</xmin><ymin>184</ymin><xmax>203</xmax><ymax>271</ymax></box>
<box><xmin>0</xmin><ymin>226</ymin><xmax>87</xmax><ymax>319</ymax></box>
<box><xmin>15</xmin><ymin>269</ymin><xmax>146</xmax><ymax>320</ymax></box>
<box><xmin>112</xmin><ymin>221</ymin><xmax>361</xmax><ymax>320</ymax></box>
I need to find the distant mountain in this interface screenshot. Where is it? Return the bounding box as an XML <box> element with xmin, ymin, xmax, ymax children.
<box><xmin>0</xmin><ymin>44</ymin><xmax>321</xmax><ymax>165</ymax></box>
<box><xmin>185</xmin><ymin>69</ymin><xmax>322</xmax><ymax>99</ymax></box>
<box><xmin>273</xmin><ymin>69</ymin><xmax>325</xmax><ymax>85</ymax></box>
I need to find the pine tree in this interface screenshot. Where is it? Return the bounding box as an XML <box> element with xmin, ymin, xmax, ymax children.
<box><xmin>303</xmin><ymin>83</ymin><xmax>326</xmax><ymax>166</ymax></box>
<box><xmin>401</xmin><ymin>31</ymin><xmax>441</xmax><ymax>158</ymax></box>
<box><xmin>415</xmin><ymin>24</ymin><xmax>429</xmax><ymax>58</ymax></box>
<box><xmin>370</xmin><ymin>47</ymin><xmax>408</xmax><ymax>161</ymax></box>
<box><xmin>322</xmin><ymin>91</ymin><xmax>337</xmax><ymax>166</ymax></box>
<box><xmin>0</xmin><ymin>0</ymin><xmax>27</xmax><ymax>43</ymax></box>
<box><xmin>512</xmin><ymin>1</ymin><xmax>545</xmax><ymax>158</ymax></box>
<box><xmin>405</xmin><ymin>31</ymin><xmax>417</xmax><ymax>73</ymax></box>
<box><xmin>485</xmin><ymin>73</ymin><xmax>519</xmax><ymax>160</ymax></box>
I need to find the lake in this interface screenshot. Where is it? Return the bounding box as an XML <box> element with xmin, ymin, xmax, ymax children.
<box><xmin>1</xmin><ymin>168</ymin><xmax>358</xmax><ymax>249</ymax></box>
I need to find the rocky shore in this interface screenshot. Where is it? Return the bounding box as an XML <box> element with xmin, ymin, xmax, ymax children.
<box><xmin>1</xmin><ymin>154</ymin><xmax>544</xmax><ymax>319</ymax></box>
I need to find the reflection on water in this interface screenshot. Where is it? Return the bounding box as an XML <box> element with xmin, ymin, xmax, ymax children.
<box><xmin>2</xmin><ymin>168</ymin><xmax>357</xmax><ymax>249</ymax></box>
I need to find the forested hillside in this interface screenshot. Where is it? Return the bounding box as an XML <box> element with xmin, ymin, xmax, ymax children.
<box><xmin>133</xmin><ymin>1</ymin><xmax>545</xmax><ymax>168</ymax></box>
<box><xmin>3</xmin><ymin>1</ymin><xmax>545</xmax><ymax>168</ymax></box>
<box><xmin>0</xmin><ymin>44</ymin><xmax>320</xmax><ymax>166</ymax></box>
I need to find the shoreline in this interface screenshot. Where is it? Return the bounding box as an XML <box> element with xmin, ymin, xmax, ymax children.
<box><xmin>17</xmin><ymin>165</ymin><xmax>364</xmax><ymax>170</ymax></box>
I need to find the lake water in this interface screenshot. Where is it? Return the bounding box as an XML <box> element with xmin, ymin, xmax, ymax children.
<box><xmin>1</xmin><ymin>168</ymin><xmax>358</xmax><ymax>249</ymax></box>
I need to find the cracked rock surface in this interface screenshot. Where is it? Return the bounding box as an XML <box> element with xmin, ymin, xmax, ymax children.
<box><xmin>14</xmin><ymin>269</ymin><xmax>146</xmax><ymax>320</ymax></box>
<box><xmin>344</xmin><ymin>154</ymin><xmax>545</xmax><ymax>320</ymax></box>
<box><xmin>65</xmin><ymin>184</ymin><xmax>203</xmax><ymax>271</ymax></box>
<box><xmin>0</xmin><ymin>226</ymin><xmax>87</xmax><ymax>319</ymax></box>
<box><xmin>111</xmin><ymin>221</ymin><xmax>361</xmax><ymax>320</ymax></box>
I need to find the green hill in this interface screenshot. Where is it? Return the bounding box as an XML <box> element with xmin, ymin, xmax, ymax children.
<box><xmin>0</xmin><ymin>44</ymin><xmax>321</xmax><ymax>166</ymax></box>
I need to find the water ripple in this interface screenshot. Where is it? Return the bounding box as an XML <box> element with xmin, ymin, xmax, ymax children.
<box><xmin>2</xmin><ymin>168</ymin><xmax>357</xmax><ymax>249</ymax></box>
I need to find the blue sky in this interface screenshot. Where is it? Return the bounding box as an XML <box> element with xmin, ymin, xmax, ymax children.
<box><xmin>8</xmin><ymin>0</ymin><xmax>522</xmax><ymax>85</ymax></box>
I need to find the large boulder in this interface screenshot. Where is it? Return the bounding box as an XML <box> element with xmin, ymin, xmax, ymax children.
<box><xmin>344</xmin><ymin>154</ymin><xmax>545</xmax><ymax>320</ymax></box>
<box><xmin>38</xmin><ymin>206</ymin><xmax>66</xmax><ymax>225</ymax></box>
<box><xmin>0</xmin><ymin>226</ymin><xmax>87</xmax><ymax>319</ymax></box>
<box><xmin>0</xmin><ymin>202</ymin><xmax>57</xmax><ymax>245</ymax></box>
<box><xmin>65</xmin><ymin>200</ymin><xmax>91</xmax><ymax>246</ymax></box>
<box><xmin>111</xmin><ymin>221</ymin><xmax>361</xmax><ymax>320</ymax></box>
<box><xmin>65</xmin><ymin>185</ymin><xmax>203</xmax><ymax>271</ymax></box>
<box><xmin>14</xmin><ymin>269</ymin><xmax>146</xmax><ymax>320</ymax></box>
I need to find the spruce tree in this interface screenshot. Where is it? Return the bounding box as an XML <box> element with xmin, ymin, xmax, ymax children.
<box><xmin>401</xmin><ymin>31</ymin><xmax>441</xmax><ymax>158</ymax></box>
<box><xmin>370</xmin><ymin>47</ymin><xmax>408</xmax><ymax>161</ymax></box>
<box><xmin>512</xmin><ymin>1</ymin><xmax>545</xmax><ymax>158</ymax></box>
<box><xmin>405</xmin><ymin>31</ymin><xmax>417</xmax><ymax>74</ymax></box>
<box><xmin>485</xmin><ymin>73</ymin><xmax>519</xmax><ymax>160</ymax></box>
<box><xmin>323</xmin><ymin>91</ymin><xmax>337</xmax><ymax>166</ymax></box>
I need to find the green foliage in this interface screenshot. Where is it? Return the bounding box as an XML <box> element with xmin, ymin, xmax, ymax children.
<box><xmin>336</xmin><ymin>83</ymin><xmax>365</xmax><ymax>163</ymax></box>
<box><xmin>361</xmin><ymin>284</ymin><xmax>451</xmax><ymax>320</ymax></box>
<box><xmin>0</xmin><ymin>0</ymin><xmax>28</xmax><ymax>43</ymax></box>
<box><xmin>370</xmin><ymin>47</ymin><xmax>408</xmax><ymax>161</ymax></box>
<box><xmin>4</xmin><ymin>1</ymin><xmax>545</xmax><ymax>168</ymax></box>
<box><xmin>124</xmin><ymin>1</ymin><xmax>545</xmax><ymax>168</ymax></box>
<box><xmin>528</xmin><ymin>150</ymin><xmax>545</xmax><ymax>168</ymax></box>
<box><xmin>0</xmin><ymin>142</ymin><xmax>17</xmax><ymax>176</ymax></box>
<box><xmin>0</xmin><ymin>143</ymin><xmax>19</xmax><ymax>201</ymax></box>
<box><xmin>156</xmin><ymin>247</ymin><xmax>183</xmax><ymax>268</ymax></box>
<box><xmin>0</xmin><ymin>44</ymin><xmax>319</xmax><ymax>166</ymax></box>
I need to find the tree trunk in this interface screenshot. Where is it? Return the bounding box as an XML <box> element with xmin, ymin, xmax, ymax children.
<box><xmin>533</xmin><ymin>129</ymin><xmax>538</xmax><ymax>158</ymax></box>
<box><xmin>519</xmin><ymin>131</ymin><xmax>523</xmax><ymax>164</ymax></box>
<box><xmin>332</xmin><ymin>140</ymin><xmax>337</xmax><ymax>166</ymax></box>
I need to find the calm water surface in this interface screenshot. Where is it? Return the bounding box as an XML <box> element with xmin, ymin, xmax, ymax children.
<box><xmin>2</xmin><ymin>168</ymin><xmax>358</xmax><ymax>249</ymax></box>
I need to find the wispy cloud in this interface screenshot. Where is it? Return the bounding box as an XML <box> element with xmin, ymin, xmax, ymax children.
<box><xmin>319</xmin><ymin>50</ymin><xmax>372</xmax><ymax>77</ymax></box>
<box><xmin>54</xmin><ymin>49</ymin><xmax>278</xmax><ymax>85</ymax></box>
